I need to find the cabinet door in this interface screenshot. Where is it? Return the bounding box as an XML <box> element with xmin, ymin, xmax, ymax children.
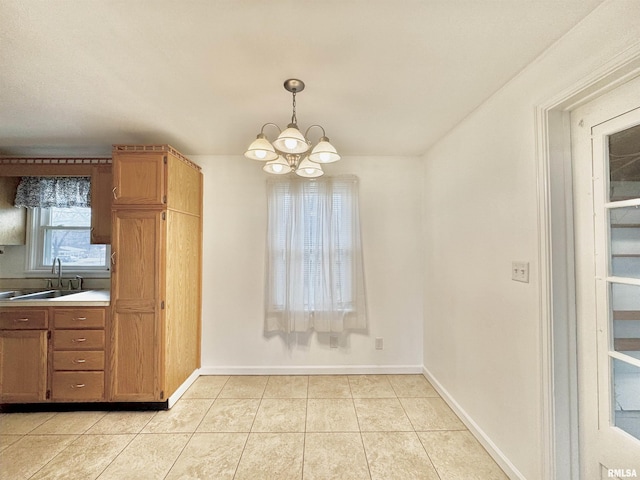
<box><xmin>0</xmin><ymin>177</ymin><xmax>26</xmax><ymax>245</ymax></box>
<box><xmin>110</xmin><ymin>209</ymin><xmax>164</xmax><ymax>401</ymax></box>
<box><xmin>0</xmin><ymin>330</ymin><xmax>48</xmax><ymax>402</ymax></box>
<box><xmin>112</xmin><ymin>152</ymin><xmax>166</xmax><ymax>205</ymax></box>
<box><xmin>90</xmin><ymin>165</ymin><xmax>112</xmax><ymax>244</ymax></box>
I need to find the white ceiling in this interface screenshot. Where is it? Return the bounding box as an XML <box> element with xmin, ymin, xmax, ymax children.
<box><xmin>0</xmin><ymin>0</ymin><xmax>604</xmax><ymax>158</ymax></box>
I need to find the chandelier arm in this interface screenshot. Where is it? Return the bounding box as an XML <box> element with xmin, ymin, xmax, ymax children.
<box><xmin>260</xmin><ymin>123</ymin><xmax>282</xmax><ymax>138</ymax></box>
<box><xmin>304</xmin><ymin>124</ymin><xmax>327</xmax><ymax>142</ymax></box>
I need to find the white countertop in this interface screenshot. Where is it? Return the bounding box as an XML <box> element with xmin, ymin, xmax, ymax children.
<box><xmin>0</xmin><ymin>290</ymin><xmax>110</xmax><ymax>307</ymax></box>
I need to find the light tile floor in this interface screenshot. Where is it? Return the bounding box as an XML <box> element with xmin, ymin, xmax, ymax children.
<box><xmin>0</xmin><ymin>375</ymin><xmax>509</xmax><ymax>479</ymax></box>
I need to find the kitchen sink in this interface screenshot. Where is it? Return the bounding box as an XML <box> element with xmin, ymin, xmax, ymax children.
<box><xmin>2</xmin><ymin>289</ymin><xmax>84</xmax><ymax>301</ymax></box>
<box><xmin>0</xmin><ymin>289</ymin><xmax>43</xmax><ymax>300</ymax></box>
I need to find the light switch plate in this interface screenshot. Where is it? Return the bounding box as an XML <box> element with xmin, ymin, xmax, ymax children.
<box><xmin>512</xmin><ymin>261</ymin><xmax>530</xmax><ymax>283</ymax></box>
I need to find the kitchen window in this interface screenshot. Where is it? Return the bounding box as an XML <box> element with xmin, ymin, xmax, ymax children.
<box><xmin>14</xmin><ymin>176</ymin><xmax>110</xmax><ymax>276</ymax></box>
<box><xmin>26</xmin><ymin>207</ymin><xmax>109</xmax><ymax>274</ymax></box>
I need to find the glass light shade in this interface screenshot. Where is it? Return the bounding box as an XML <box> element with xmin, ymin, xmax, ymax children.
<box><xmin>295</xmin><ymin>157</ymin><xmax>323</xmax><ymax>178</ymax></box>
<box><xmin>244</xmin><ymin>135</ymin><xmax>278</xmax><ymax>161</ymax></box>
<box><xmin>263</xmin><ymin>156</ymin><xmax>292</xmax><ymax>175</ymax></box>
<box><xmin>273</xmin><ymin>126</ymin><xmax>309</xmax><ymax>154</ymax></box>
<box><xmin>308</xmin><ymin>137</ymin><xmax>341</xmax><ymax>163</ymax></box>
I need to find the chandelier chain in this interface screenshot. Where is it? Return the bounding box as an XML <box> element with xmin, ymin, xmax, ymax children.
<box><xmin>291</xmin><ymin>91</ymin><xmax>297</xmax><ymax>125</ymax></box>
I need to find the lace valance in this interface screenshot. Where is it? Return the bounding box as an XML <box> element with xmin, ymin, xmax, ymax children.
<box><xmin>14</xmin><ymin>176</ymin><xmax>91</xmax><ymax>208</ymax></box>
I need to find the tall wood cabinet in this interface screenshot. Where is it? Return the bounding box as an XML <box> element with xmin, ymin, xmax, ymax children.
<box><xmin>109</xmin><ymin>145</ymin><xmax>202</xmax><ymax>402</ymax></box>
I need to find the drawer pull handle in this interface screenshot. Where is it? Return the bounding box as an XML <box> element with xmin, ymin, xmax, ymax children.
<box><xmin>72</xmin><ymin>359</ymin><xmax>86</xmax><ymax>364</ymax></box>
<box><xmin>17</xmin><ymin>318</ymin><xmax>29</xmax><ymax>322</ymax></box>
<box><xmin>112</xmin><ymin>186</ymin><xmax>118</xmax><ymax>199</ymax></box>
<box><xmin>72</xmin><ymin>338</ymin><xmax>87</xmax><ymax>343</ymax></box>
<box><xmin>71</xmin><ymin>384</ymin><xmax>86</xmax><ymax>389</ymax></box>
<box><xmin>75</xmin><ymin>317</ymin><xmax>87</xmax><ymax>321</ymax></box>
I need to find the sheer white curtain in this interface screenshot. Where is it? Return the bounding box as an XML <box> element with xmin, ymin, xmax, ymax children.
<box><xmin>265</xmin><ymin>175</ymin><xmax>367</xmax><ymax>333</ymax></box>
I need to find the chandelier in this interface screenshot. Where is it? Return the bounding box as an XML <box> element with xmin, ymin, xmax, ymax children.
<box><xmin>244</xmin><ymin>79</ymin><xmax>341</xmax><ymax>177</ymax></box>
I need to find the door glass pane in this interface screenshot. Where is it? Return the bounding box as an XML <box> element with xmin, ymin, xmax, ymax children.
<box><xmin>610</xmin><ymin>206</ymin><xmax>640</xmax><ymax>279</ymax></box>
<box><xmin>613</xmin><ymin>358</ymin><xmax>640</xmax><ymax>441</ymax></box>
<box><xmin>609</xmin><ymin>123</ymin><xmax>640</xmax><ymax>201</ymax></box>
<box><xmin>611</xmin><ymin>283</ymin><xmax>640</xmax><ymax>354</ymax></box>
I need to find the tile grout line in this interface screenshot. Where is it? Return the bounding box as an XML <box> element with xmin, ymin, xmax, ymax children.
<box><xmin>232</xmin><ymin>375</ymin><xmax>267</xmax><ymax>480</ymax></box>
<box><xmin>348</xmin><ymin>375</ymin><xmax>373</xmax><ymax>480</ymax></box>
<box><xmin>395</xmin><ymin>391</ymin><xmax>445</xmax><ymax>480</ymax></box>
<box><xmin>26</xmin><ymin>411</ymin><xmax>107</xmax><ymax>479</ymax></box>
<box><xmin>93</xmin><ymin>408</ymin><xmax>160</xmax><ymax>479</ymax></box>
<box><xmin>25</xmin><ymin>433</ymin><xmax>82</xmax><ymax>480</ymax></box>
<box><xmin>161</xmin><ymin>380</ymin><xmax>229</xmax><ymax>480</ymax></box>
<box><xmin>301</xmin><ymin>375</ymin><xmax>309</xmax><ymax>480</ymax></box>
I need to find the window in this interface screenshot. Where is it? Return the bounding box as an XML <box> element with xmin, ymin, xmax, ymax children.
<box><xmin>27</xmin><ymin>207</ymin><xmax>109</xmax><ymax>274</ymax></box>
<box><xmin>265</xmin><ymin>175</ymin><xmax>367</xmax><ymax>333</ymax></box>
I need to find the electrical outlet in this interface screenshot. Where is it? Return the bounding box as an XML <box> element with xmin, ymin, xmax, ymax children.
<box><xmin>375</xmin><ymin>337</ymin><xmax>383</xmax><ymax>350</ymax></box>
<box><xmin>512</xmin><ymin>261</ymin><xmax>529</xmax><ymax>283</ymax></box>
<box><xmin>330</xmin><ymin>335</ymin><xmax>338</xmax><ymax>349</ymax></box>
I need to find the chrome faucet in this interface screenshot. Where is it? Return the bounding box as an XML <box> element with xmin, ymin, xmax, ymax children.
<box><xmin>51</xmin><ymin>257</ymin><xmax>62</xmax><ymax>288</ymax></box>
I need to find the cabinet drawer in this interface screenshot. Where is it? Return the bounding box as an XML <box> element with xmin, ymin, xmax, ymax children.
<box><xmin>54</xmin><ymin>330</ymin><xmax>104</xmax><ymax>350</ymax></box>
<box><xmin>53</xmin><ymin>351</ymin><xmax>104</xmax><ymax>371</ymax></box>
<box><xmin>0</xmin><ymin>310</ymin><xmax>48</xmax><ymax>330</ymax></box>
<box><xmin>54</xmin><ymin>309</ymin><xmax>105</xmax><ymax>329</ymax></box>
<box><xmin>52</xmin><ymin>372</ymin><xmax>104</xmax><ymax>401</ymax></box>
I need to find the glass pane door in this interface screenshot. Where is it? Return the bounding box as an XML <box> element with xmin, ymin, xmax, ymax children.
<box><xmin>598</xmin><ymin>122</ymin><xmax>640</xmax><ymax>444</ymax></box>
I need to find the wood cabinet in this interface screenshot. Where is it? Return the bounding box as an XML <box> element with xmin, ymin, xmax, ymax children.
<box><xmin>112</xmin><ymin>149</ymin><xmax>166</xmax><ymax>205</ymax></box>
<box><xmin>0</xmin><ymin>309</ymin><xmax>49</xmax><ymax>402</ymax></box>
<box><xmin>0</xmin><ymin>306</ymin><xmax>109</xmax><ymax>404</ymax></box>
<box><xmin>0</xmin><ymin>176</ymin><xmax>26</xmax><ymax>245</ymax></box>
<box><xmin>51</xmin><ymin>307</ymin><xmax>106</xmax><ymax>402</ymax></box>
<box><xmin>110</xmin><ymin>209</ymin><xmax>163</xmax><ymax>401</ymax></box>
<box><xmin>90</xmin><ymin>165</ymin><xmax>112</xmax><ymax>244</ymax></box>
<box><xmin>110</xmin><ymin>145</ymin><xmax>202</xmax><ymax>402</ymax></box>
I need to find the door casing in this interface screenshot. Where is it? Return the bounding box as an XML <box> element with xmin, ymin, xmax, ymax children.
<box><xmin>535</xmin><ymin>49</ymin><xmax>640</xmax><ymax>479</ymax></box>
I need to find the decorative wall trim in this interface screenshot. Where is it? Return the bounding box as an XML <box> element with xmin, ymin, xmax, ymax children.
<box><xmin>199</xmin><ymin>364</ymin><xmax>423</xmax><ymax>375</ymax></box>
<box><xmin>0</xmin><ymin>158</ymin><xmax>111</xmax><ymax>165</ymax></box>
<box><xmin>422</xmin><ymin>366</ymin><xmax>526</xmax><ymax>480</ymax></box>
<box><xmin>112</xmin><ymin>144</ymin><xmax>201</xmax><ymax>171</ymax></box>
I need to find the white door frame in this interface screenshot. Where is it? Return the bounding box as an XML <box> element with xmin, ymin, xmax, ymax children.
<box><xmin>536</xmin><ymin>46</ymin><xmax>640</xmax><ymax>479</ymax></box>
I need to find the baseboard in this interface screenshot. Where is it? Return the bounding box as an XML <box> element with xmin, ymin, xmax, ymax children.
<box><xmin>199</xmin><ymin>364</ymin><xmax>424</xmax><ymax>375</ymax></box>
<box><xmin>422</xmin><ymin>366</ymin><xmax>526</xmax><ymax>480</ymax></box>
<box><xmin>168</xmin><ymin>368</ymin><xmax>201</xmax><ymax>408</ymax></box>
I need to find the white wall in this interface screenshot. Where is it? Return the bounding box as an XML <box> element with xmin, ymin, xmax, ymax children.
<box><xmin>421</xmin><ymin>1</ymin><xmax>640</xmax><ymax>479</ymax></box>
<box><xmin>194</xmin><ymin>154</ymin><xmax>424</xmax><ymax>373</ymax></box>
<box><xmin>0</xmin><ymin>244</ymin><xmax>27</xmax><ymax>277</ymax></box>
